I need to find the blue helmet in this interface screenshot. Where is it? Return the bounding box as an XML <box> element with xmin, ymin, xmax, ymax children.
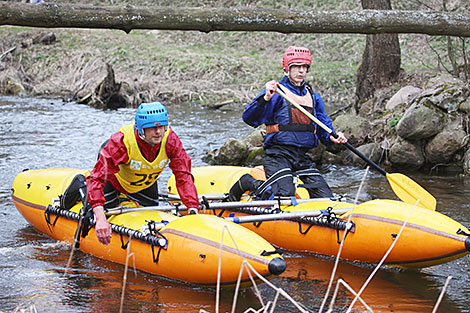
<box><xmin>135</xmin><ymin>102</ymin><xmax>168</xmax><ymax>136</ymax></box>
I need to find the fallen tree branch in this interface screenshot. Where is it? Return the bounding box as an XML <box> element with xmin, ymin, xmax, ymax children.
<box><xmin>1</xmin><ymin>3</ymin><xmax>470</xmax><ymax>37</ymax></box>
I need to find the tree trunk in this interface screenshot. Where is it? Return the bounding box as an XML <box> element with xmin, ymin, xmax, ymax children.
<box><xmin>77</xmin><ymin>64</ymin><xmax>139</xmax><ymax>109</ymax></box>
<box><xmin>1</xmin><ymin>3</ymin><xmax>470</xmax><ymax>36</ymax></box>
<box><xmin>355</xmin><ymin>0</ymin><xmax>401</xmax><ymax>109</ymax></box>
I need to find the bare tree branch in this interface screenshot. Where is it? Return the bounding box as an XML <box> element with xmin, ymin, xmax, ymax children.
<box><xmin>460</xmin><ymin>38</ymin><xmax>469</xmax><ymax>81</ymax></box>
<box><xmin>0</xmin><ymin>46</ymin><xmax>17</xmax><ymax>61</ymax></box>
<box><xmin>448</xmin><ymin>36</ymin><xmax>459</xmax><ymax>75</ymax></box>
<box><xmin>426</xmin><ymin>37</ymin><xmax>452</xmax><ymax>74</ymax></box>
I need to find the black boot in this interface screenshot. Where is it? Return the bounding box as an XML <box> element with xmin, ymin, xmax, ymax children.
<box><xmin>228</xmin><ymin>174</ymin><xmax>263</xmax><ymax>201</ymax></box>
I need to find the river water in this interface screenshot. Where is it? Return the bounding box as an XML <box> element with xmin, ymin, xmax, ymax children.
<box><xmin>0</xmin><ymin>95</ymin><xmax>469</xmax><ymax>313</ymax></box>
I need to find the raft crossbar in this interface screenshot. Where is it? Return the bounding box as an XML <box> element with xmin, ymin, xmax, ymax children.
<box><xmin>224</xmin><ymin>206</ymin><xmax>353</xmax><ymax>231</ymax></box>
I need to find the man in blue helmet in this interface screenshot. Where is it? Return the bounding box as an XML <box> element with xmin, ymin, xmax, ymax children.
<box><xmin>87</xmin><ymin>102</ymin><xmax>199</xmax><ymax>246</ymax></box>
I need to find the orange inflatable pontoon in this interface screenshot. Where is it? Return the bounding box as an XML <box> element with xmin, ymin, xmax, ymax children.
<box><xmin>168</xmin><ymin>166</ymin><xmax>470</xmax><ymax>268</ymax></box>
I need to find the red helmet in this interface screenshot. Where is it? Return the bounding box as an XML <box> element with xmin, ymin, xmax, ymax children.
<box><xmin>282</xmin><ymin>46</ymin><xmax>311</xmax><ymax>72</ymax></box>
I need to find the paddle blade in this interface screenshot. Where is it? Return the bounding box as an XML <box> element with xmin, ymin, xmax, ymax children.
<box><xmin>386</xmin><ymin>173</ymin><xmax>437</xmax><ymax>210</ymax></box>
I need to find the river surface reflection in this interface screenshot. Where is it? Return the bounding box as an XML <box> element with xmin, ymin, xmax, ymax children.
<box><xmin>0</xmin><ymin>95</ymin><xmax>469</xmax><ymax>312</ymax></box>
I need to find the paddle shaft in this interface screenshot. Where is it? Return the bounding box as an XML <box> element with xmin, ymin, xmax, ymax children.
<box><xmin>344</xmin><ymin>142</ymin><xmax>386</xmax><ymax>175</ymax></box>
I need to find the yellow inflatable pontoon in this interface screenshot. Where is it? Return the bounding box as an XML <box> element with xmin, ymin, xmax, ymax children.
<box><xmin>11</xmin><ymin>168</ymin><xmax>286</xmax><ymax>285</ymax></box>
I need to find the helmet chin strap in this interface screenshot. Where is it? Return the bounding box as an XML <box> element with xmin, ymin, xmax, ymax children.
<box><xmin>138</xmin><ymin>132</ymin><xmax>152</xmax><ymax>145</ymax></box>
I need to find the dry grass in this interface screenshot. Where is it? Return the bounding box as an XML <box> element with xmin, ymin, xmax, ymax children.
<box><xmin>0</xmin><ymin>0</ymin><xmax>469</xmax><ymax>108</ymax></box>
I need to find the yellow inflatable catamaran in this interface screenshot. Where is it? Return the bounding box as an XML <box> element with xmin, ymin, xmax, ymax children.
<box><xmin>168</xmin><ymin>166</ymin><xmax>470</xmax><ymax>268</ymax></box>
<box><xmin>11</xmin><ymin>168</ymin><xmax>286</xmax><ymax>285</ymax></box>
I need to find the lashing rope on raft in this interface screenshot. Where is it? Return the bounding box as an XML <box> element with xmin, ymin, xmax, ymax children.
<box><xmin>44</xmin><ymin>204</ymin><xmax>168</xmax><ymax>261</ymax></box>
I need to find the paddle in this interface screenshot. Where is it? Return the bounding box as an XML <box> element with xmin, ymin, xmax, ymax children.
<box><xmin>275</xmin><ymin>85</ymin><xmax>437</xmax><ymax>210</ymax></box>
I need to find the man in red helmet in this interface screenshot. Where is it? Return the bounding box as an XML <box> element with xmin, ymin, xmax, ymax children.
<box><xmin>235</xmin><ymin>46</ymin><xmax>347</xmax><ymax>200</ymax></box>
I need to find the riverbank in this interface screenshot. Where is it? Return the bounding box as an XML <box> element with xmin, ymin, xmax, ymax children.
<box><xmin>0</xmin><ymin>25</ymin><xmax>364</xmax><ymax>108</ymax></box>
<box><xmin>1</xmin><ymin>1</ymin><xmax>469</xmax><ymax>174</ymax></box>
<box><xmin>0</xmin><ymin>11</ymin><xmax>447</xmax><ymax>109</ymax></box>
<box><xmin>0</xmin><ymin>1</ymin><xmax>466</xmax><ymax>108</ymax></box>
